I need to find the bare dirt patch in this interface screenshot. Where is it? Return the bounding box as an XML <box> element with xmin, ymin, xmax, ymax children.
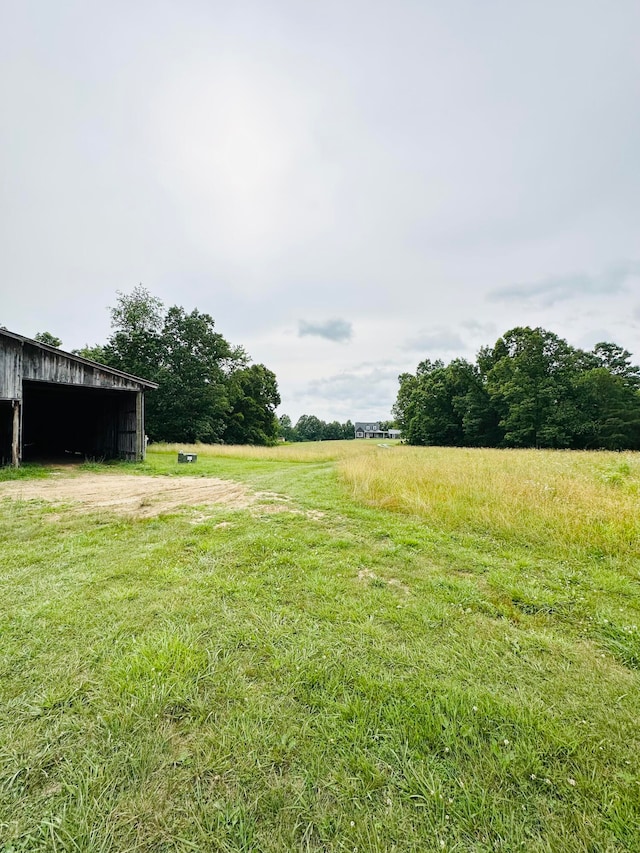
<box><xmin>251</xmin><ymin>493</ymin><xmax>326</xmax><ymax>521</ymax></box>
<box><xmin>0</xmin><ymin>473</ymin><xmax>255</xmax><ymax>518</ymax></box>
<box><xmin>357</xmin><ymin>567</ymin><xmax>410</xmax><ymax>595</ymax></box>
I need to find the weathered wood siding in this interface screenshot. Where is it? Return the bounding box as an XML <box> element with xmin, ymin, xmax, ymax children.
<box><xmin>116</xmin><ymin>393</ymin><xmax>139</xmax><ymax>461</ymax></box>
<box><xmin>2</xmin><ymin>338</ymin><xmax>146</xmax><ymax>398</ymax></box>
<box><xmin>21</xmin><ymin>344</ymin><xmax>146</xmax><ymax>391</ymax></box>
<box><xmin>0</xmin><ymin>337</ymin><xmax>22</xmax><ymax>400</ymax></box>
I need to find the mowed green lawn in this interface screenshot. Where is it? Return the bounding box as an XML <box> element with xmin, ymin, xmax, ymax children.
<box><xmin>1</xmin><ymin>443</ymin><xmax>638</xmax><ymax>852</ymax></box>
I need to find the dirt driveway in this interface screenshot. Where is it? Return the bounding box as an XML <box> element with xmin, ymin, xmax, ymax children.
<box><xmin>0</xmin><ymin>473</ymin><xmax>257</xmax><ymax>518</ymax></box>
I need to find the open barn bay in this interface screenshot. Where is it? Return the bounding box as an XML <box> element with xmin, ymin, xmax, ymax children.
<box><xmin>1</xmin><ymin>443</ymin><xmax>638</xmax><ymax>851</ymax></box>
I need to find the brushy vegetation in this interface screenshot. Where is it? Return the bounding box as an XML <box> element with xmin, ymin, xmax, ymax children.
<box><xmin>1</xmin><ymin>443</ymin><xmax>638</xmax><ymax>851</ymax></box>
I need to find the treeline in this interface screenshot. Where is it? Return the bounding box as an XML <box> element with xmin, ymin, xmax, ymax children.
<box><xmin>394</xmin><ymin>326</ymin><xmax>640</xmax><ymax>450</ymax></box>
<box><xmin>76</xmin><ymin>287</ymin><xmax>281</xmax><ymax>445</ymax></box>
<box><xmin>278</xmin><ymin>414</ymin><xmax>355</xmax><ymax>442</ymax></box>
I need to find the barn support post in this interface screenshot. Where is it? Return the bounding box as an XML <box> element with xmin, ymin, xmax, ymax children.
<box><xmin>11</xmin><ymin>400</ymin><xmax>21</xmax><ymax>467</ymax></box>
<box><xmin>136</xmin><ymin>391</ymin><xmax>145</xmax><ymax>461</ymax></box>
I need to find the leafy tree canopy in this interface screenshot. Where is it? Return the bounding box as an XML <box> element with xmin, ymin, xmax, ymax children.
<box><xmin>395</xmin><ymin>326</ymin><xmax>640</xmax><ymax>450</ymax></box>
<box><xmin>91</xmin><ymin>286</ymin><xmax>280</xmax><ymax>445</ymax></box>
<box><xmin>223</xmin><ymin>364</ymin><xmax>281</xmax><ymax>445</ymax></box>
<box><xmin>71</xmin><ymin>344</ymin><xmax>108</xmax><ymax>363</ymax></box>
<box><xmin>278</xmin><ymin>415</ymin><xmax>356</xmax><ymax>442</ymax></box>
<box><xmin>34</xmin><ymin>331</ymin><xmax>62</xmax><ymax>347</ymax></box>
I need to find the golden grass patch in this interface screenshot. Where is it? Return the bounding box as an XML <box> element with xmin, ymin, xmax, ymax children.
<box><xmin>339</xmin><ymin>446</ymin><xmax>640</xmax><ymax>559</ymax></box>
<box><xmin>150</xmin><ymin>439</ymin><xmax>397</xmax><ymax>463</ymax></box>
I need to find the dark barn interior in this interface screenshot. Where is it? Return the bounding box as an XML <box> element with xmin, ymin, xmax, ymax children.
<box><xmin>21</xmin><ymin>381</ymin><xmax>140</xmax><ymax>463</ymax></box>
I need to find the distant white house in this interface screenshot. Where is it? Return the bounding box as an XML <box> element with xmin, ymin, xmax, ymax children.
<box><xmin>354</xmin><ymin>421</ymin><xmax>402</xmax><ymax>440</ymax></box>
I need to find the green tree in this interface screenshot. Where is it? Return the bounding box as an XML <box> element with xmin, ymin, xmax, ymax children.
<box><xmin>100</xmin><ymin>286</ymin><xmax>279</xmax><ymax>445</ymax></box>
<box><xmin>574</xmin><ymin>368</ymin><xmax>640</xmax><ymax>450</ymax></box>
<box><xmin>278</xmin><ymin>414</ymin><xmax>296</xmax><ymax>441</ymax></box>
<box><xmin>393</xmin><ymin>370</ymin><xmax>423</xmax><ymax>443</ymax></box>
<box><xmin>153</xmin><ymin>306</ymin><xmax>242</xmax><ymax>443</ymax></box>
<box><xmin>394</xmin><ymin>327</ymin><xmax>640</xmax><ymax>450</ymax></box>
<box><xmin>295</xmin><ymin>415</ymin><xmax>324</xmax><ymax>442</ymax></box>
<box><xmin>592</xmin><ymin>342</ymin><xmax>640</xmax><ymax>384</ymax></box>
<box><xmin>223</xmin><ymin>364</ymin><xmax>281</xmax><ymax>445</ymax></box>
<box><xmin>394</xmin><ymin>359</ymin><xmax>496</xmax><ymax>447</ymax></box>
<box><xmin>485</xmin><ymin>327</ymin><xmax>580</xmax><ymax>448</ymax></box>
<box><xmin>322</xmin><ymin>420</ymin><xmax>343</xmax><ymax>440</ymax></box>
<box><xmin>71</xmin><ymin>344</ymin><xmax>109</xmax><ymax>363</ymax></box>
<box><xmin>279</xmin><ymin>416</ymin><xmax>354</xmax><ymax>442</ymax></box>
<box><xmin>391</xmin><ymin>358</ymin><xmax>444</xmax><ymax>444</ymax></box>
<box><xmin>458</xmin><ymin>361</ymin><xmax>501</xmax><ymax>446</ymax></box>
<box><xmin>394</xmin><ymin>360</ymin><xmax>468</xmax><ymax>446</ymax></box>
<box><xmin>103</xmin><ymin>285</ymin><xmax>164</xmax><ymax>381</ymax></box>
<box><xmin>341</xmin><ymin>419</ymin><xmax>355</xmax><ymax>439</ymax></box>
<box><xmin>413</xmin><ymin>363</ymin><xmax>466</xmax><ymax>445</ymax></box>
<box><xmin>571</xmin><ymin>343</ymin><xmax>640</xmax><ymax>450</ymax></box>
<box><xmin>34</xmin><ymin>331</ymin><xmax>62</xmax><ymax>347</ymax></box>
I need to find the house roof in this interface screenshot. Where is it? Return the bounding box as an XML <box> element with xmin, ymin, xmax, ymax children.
<box><xmin>354</xmin><ymin>421</ymin><xmax>380</xmax><ymax>432</ymax></box>
<box><xmin>0</xmin><ymin>328</ymin><xmax>159</xmax><ymax>389</ymax></box>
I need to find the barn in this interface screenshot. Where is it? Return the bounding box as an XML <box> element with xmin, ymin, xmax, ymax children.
<box><xmin>0</xmin><ymin>329</ymin><xmax>158</xmax><ymax>467</ymax></box>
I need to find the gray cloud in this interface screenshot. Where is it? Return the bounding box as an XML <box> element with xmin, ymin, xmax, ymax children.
<box><xmin>402</xmin><ymin>328</ymin><xmax>467</xmax><ymax>352</ymax></box>
<box><xmin>488</xmin><ymin>263</ymin><xmax>640</xmax><ymax>307</ymax></box>
<box><xmin>298</xmin><ymin>319</ymin><xmax>353</xmax><ymax>343</ymax></box>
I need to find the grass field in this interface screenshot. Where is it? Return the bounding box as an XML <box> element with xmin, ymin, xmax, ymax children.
<box><xmin>1</xmin><ymin>442</ymin><xmax>638</xmax><ymax>852</ymax></box>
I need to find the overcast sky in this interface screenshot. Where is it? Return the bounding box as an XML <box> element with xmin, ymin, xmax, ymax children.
<box><xmin>2</xmin><ymin>1</ymin><xmax>639</xmax><ymax>423</ymax></box>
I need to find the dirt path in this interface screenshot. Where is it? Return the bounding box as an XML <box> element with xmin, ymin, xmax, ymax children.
<box><xmin>0</xmin><ymin>473</ymin><xmax>256</xmax><ymax>518</ymax></box>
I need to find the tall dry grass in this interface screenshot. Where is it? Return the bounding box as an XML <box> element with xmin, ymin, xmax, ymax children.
<box><xmin>339</xmin><ymin>446</ymin><xmax>640</xmax><ymax>559</ymax></box>
<box><xmin>149</xmin><ymin>439</ymin><xmax>387</xmax><ymax>464</ymax></box>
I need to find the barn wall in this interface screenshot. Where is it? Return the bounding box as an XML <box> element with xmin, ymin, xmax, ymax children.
<box><xmin>115</xmin><ymin>391</ymin><xmax>139</xmax><ymax>460</ymax></box>
<box><xmin>21</xmin><ymin>343</ymin><xmax>145</xmax><ymax>391</ymax></box>
<box><xmin>0</xmin><ymin>338</ymin><xmax>22</xmax><ymax>400</ymax></box>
